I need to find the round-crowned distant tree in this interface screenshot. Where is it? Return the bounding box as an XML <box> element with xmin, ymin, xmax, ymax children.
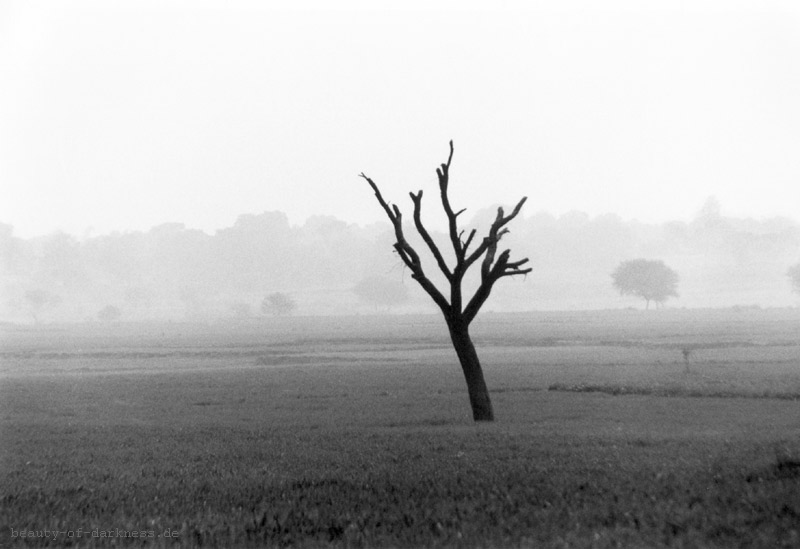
<box><xmin>611</xmin><ymin>259</ymin><xmax>679</xmax><ymax>309</ymax></box>
<box><xmin>353</xmin><ymin>275</ymin><xmax>409</xmax><ymax>311</ymax></box>
<box><xmin>24</xmin><ymin>289</ymin><xmax>62</xmax><ymax>323</ymax></box>
<box><xmin>97</xmin><ymin>305</ymin><xmax>122</xmax><ymax>322</ymax></box>
<box><xmin>788</xmin><ymin>263</ymin><xmax>800</xmax><ymax>296</ymax></box>
<box><xmin>261</xmin><ymin>292</ymin><xmax>296</xmax><ymax>316</ymax></box>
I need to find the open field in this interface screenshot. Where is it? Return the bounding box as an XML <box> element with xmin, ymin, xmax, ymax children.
<box><xmin>2</xmin><ymin>309</ymin><xmax>800</xmax><ymax>547</ymax></box>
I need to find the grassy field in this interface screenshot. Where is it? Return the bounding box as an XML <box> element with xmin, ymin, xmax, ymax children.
<box><xmin>1</xmin><ymin>309</ymin><xmax>800</xmax><ymax>548</ymax></box>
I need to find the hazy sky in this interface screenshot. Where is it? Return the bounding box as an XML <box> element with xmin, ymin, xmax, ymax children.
<box><xmin>2</xmin><ymin>0</ymin><xmax>799</xmax><ymax>239</ymax></box>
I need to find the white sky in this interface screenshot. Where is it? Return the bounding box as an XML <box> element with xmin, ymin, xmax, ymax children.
<box><xmin>1</xmin><ymin>0</ymin><xmax>799</xmax><ymax>238</ymax></box>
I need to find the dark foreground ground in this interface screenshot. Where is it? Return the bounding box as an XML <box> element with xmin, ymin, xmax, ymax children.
<box><xmin>1</xmin><ymin>310</ymin><xmax>799</xmax><ymax>547</ymax></box>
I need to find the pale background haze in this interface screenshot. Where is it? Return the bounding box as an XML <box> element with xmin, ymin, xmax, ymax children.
<box><xmin>2</xmin><ymin>0</ymin><xmax>799</xmax><ymax>239</ymax></box>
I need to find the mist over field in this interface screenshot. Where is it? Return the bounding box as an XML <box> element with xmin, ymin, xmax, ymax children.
<box><xmin>4</xmin><ymin>3</ymin><xmax>800</xmax><ymax>547</ymax></box>
<box><xmin>2</xmin><ymin>198</ymin><xmax>799</xmax><ymax>323</ymax></box>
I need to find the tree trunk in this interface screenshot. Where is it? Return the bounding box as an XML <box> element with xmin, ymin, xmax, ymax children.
<box><xmin>447</xmin><ymin>318</ymin><xmax>494</xmax><ymax>422</ymax></box>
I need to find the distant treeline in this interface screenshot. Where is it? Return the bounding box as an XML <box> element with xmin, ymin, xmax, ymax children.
<box><xmin>2</xmin><ymin>201</ymin><xmax>799</xmax><ymax>322</ymax></box>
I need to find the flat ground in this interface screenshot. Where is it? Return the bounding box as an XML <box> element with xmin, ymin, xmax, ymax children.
<box><xmin>1</xmin><ymin>310</ymin><xmax>799</xmax><ymax>547</ymax></box>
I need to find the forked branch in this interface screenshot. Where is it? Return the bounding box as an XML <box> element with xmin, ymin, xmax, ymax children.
<box><xmin>360</xmin><ymin>142</ymin><xmax>530</xmax><ymax>325</ymax></box>
<box><xmin>410</xmin><ymin>191</ymin><xmax>452</xmax><ymax>282</ymax></box>
<box><xmin>462</xmin><ymin>198</ymin><xmax>531</xmax><ymax>324</ymax></box>
<box><xmin>359</xmin><ymin>173</ymin><xmax>449</xmax><ymax>312</ymax></box>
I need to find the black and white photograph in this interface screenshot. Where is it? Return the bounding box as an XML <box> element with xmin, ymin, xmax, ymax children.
<box><xmin>2</xmin><ymin>0</ymin><xmax>799</xmax><ymax>547</ymax></box>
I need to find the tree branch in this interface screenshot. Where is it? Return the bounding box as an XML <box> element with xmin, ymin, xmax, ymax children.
<box><xmin>360</xmin><ymin>143</ymin><xmax>530</xmax><ymax>327</ymax></box>
<box><xmin>461</xmin><ymin>229</ymin><xmax>476</xmax><ymax>256</ymax></box>
<box><xmin>461</xmin><ymin>198</ymin><xmax>531</xmax><ymax>325</ymax></box>
<box><xmin>463</xmin><ymin>196</ymin><xmax>528</xmax><ymax>271</ymax></box>
<box><xmin>359</xmin><ymin>173</ymin><xmax>450</xmax><ymax>313</ymax></box>
<box><xmin>409</xmin><ymin>191</ymin><xmax>452</xmax><ymax>281</ymax></box>
<box><xmin>463</xmin><ymin>250</ymin><xmax>531</xmax><ymax>325</ymax></box>
<box><xmin>410</xmin><ymin>271</ymin><xmax>452</xmax><ymax>312</ymax></box>
<box><xmin>359</xmin><ymin>173</ymin><xmax>397</xmax><ymax>223</ymax></box>
<box><xmin>436</xmin><ymin>140</ymin><xmax>464</xmax><ymax>259</ymax></box>
<box><xmin>499</xmin><ymin>257</ymin><xmax>531</xmax><ymax>277</ymax></box>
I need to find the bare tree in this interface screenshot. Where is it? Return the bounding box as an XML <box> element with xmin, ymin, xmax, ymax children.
<box><xmin>359</xmin><ymin>141</ymin><xmax>530</xmax><ymax>421</ymax></box>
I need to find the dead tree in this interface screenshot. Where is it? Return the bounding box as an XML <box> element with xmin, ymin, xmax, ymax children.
<box><xmin>359</xmin><ymin>141</ymin><xmax>531</xmax><ymax>421</ymax></box>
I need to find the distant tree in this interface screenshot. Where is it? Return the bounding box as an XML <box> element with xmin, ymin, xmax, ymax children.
<box><xmin>124</xmin><ymin>286</ymin><xmax>156</xmax><ymax>318</ymax></box>
<box><xmin>24</xmin><ymin>289</ymin><xmax>62</xmax><ymax>323</ymax></box>
<box><xmin>97</xmin><ymin>305</ymin><xmax>122</xmax><ymax>322</ymax></box>
<box><xmin>360</xmin><ymin>141</ymin><xmax>530</xmax><ymax>422</ymax></box>
<box><xmin>230</xmin><ymin>302</ymin><xmax>252</xmax><ymax>319</ymax></box>
<box><xmin>788</xmin><ymin>263</ymin><xmax>800</xmax><ymax>296</ymax></box>
<box><xmin>353</xmin><ymin>275</ymin><xmax>409</xmax><ymax>311</ymax></box>
<box><xmin>611</xmin><ymin>259</ymin><xmax>679</xmax><ymax>309</ymax></box>
<box><xmin>178</xmin><ymin>286</ymin><xmax>205</xmax><ymax>319</ymax></box>
<box><xmin>261</xmin><ymin>292</ymin><xmax>296</xmax><ymax>316</ymax></box>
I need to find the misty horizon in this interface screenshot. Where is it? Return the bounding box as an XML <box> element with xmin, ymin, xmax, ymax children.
<box><xmin>3</xmin><ymin>195</ymin><xmax>798</xmax><ymax>242</ymax></box>
<box><xmin>2</xmin><ymin>2</ymin><xmax>799</xmax><ymax>322</ymax></box>
<box><xmin>3</xmin><ymin>197</ymin><xmax>799</xmax><ymax>323</ymax></box>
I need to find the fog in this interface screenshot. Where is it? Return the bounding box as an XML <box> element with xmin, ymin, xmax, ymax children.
<box><xmin>2</xmin><ymin>197</ymin><xmax>798</xmax><ymax>323</ymax></box>
<box><xmin>2</xmin><ymin>2</ymin><xmax>799</xmax><ymax>322</ymax></box>
<box><xmin>3</xmin><ymin>2</ymin><xmax>800</xmax><ymax>239</ymax></box>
